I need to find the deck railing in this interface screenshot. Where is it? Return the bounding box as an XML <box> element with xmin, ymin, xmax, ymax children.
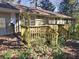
<box><xmin>21</xmin><ymin>25</ymin><xmax>58</xmax><ymax>42</ymax></box>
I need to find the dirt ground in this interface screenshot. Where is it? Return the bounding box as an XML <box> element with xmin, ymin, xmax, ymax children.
<box><xmin>0</xmin><ymin>34</ymin><xmax>79</xmax><ymax>59</ymax></box>
<box><xmin>63</xmin><ymin>40</ymin><xmax>79</xmax><ymax>59</ymax></box>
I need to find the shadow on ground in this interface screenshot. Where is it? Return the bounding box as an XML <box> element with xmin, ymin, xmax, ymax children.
<box><xmin>64</xmin><ymin>40</ymin><xmax>79</xmax><ymax>59</ymax></box>
<box><xmin>0</xmin><ymin>33</ymin><xmax>25</xmax><ymax>51</ymax></box>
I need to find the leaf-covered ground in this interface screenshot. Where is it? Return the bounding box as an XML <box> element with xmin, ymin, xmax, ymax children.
<box><xmin>0</xmin><ymin>34</ymin><xmax>79</xmax><ymax>59</ymax></box>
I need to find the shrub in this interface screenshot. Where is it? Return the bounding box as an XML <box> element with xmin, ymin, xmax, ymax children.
<box><xmin>53</xmin><ymin>49</ymin><xmax>66</xmax><ymax>59</ymax></box>
<box><xmin>19</xmin><ymin>48</ymin><xmax>33</xmax><ymax>59</ymax></box>
<box><xmin>3</xmin><ymin>51</ymin><xmax>12</xmax><ymax>59</ymax></box>
<box><xmin>58</xmin><ymin>36</ymin><xmax>65</xmax><ymax>47</ymax></box>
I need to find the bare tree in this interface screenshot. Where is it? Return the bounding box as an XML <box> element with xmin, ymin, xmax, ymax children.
<box><xmin>30</xmin><ymin>0</ymin><xmax>39</xmax><ymax>8</ymax></box>
<box><xmin>17</xmin><ymin>0</ymin><xmax>21</xmax><ymax>4</ymax></box>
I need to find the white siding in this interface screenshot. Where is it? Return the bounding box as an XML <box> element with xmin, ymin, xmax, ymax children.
<box><xmin>35</xmin><ymin>19</ymin><xmax>44</xmax><ymax>26</ymax></box>
<box><xmin>57</xmin><ymin>20</ymin><xmax>66</xmax><ymax>24</ymax></box>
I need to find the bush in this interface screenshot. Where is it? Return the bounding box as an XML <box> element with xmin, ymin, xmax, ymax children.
<box><xmin>58</xmin><ymin>36</ymin><xmax>65</xmax><ymax>47</ymax></box>
<box><xmin>53</xmin><ymin>49</ymin><xmax>66</xmax><ymax>59</ymax></box>
<box><xmin>19</xmin><ymin>52</ymin><xmax>28</xmax><ymax>59</ymax></box>
<box><xmin>3</xmin><ymin>51</ymin><xmax>12</xmax><ymax>59</ymax></box>
<box><xmin>19</xmin><ymin>48</ymin><xmax>34</xmax><ymax>59</ymax></box>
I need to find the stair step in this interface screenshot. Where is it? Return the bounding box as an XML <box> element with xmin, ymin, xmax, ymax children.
<box><xmin>8</xmin><ymin>45</ymin><xmax>27</xmax><ymax>49</ymax></box>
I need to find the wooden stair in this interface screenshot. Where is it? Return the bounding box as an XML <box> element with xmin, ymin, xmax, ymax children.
<box><xmin>0</xmin><ymin>33</ymin><xmax>26</xmax><ymax>50</ymax></box>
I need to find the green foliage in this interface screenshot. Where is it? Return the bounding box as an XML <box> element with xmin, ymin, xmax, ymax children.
<box><xmin>59</xmin><ymin>0</ymin><xmax>77</xmax><ymax>15</ymax></box>
<box><xmin>19</xmin><ymin>52</ymin><xmax>28</xmax><ymax>59</ymax></box>
<box><xmin>19</xmin><ymin>49</ymin><xmax>32</xmax><ymax>59</ymax></box>
<box><xmin>68</xmin><ymin>24</ymin><xmax>79</xmax><ymax>40</ymax></box>
<box><xmin>69</xmin><ymin>0</ymin><xmax>76</xmax><ymax>4</ymax></box>
<box><xmin>58</xmin><ymin>36</ymin><xmax>65</xmax><ymax>47</ymax></box>
<box><xmin>3</xmin><ymin>51</ymin><xmax>12</xmax><ymax>59</ymax></box>
<box><xmin>75</xmin><ymin>15</ymin><xmax>79</xmax><ymax>20</ymax></box>
<box><xmin>53</xmin><ymin>51</ymin><xmax>65</xmax><ymax>59</ymax></box>
<box><xmin>75</xmin><ymin>24</ymin><xmax>79</xmax><ymax>31</ymax></box>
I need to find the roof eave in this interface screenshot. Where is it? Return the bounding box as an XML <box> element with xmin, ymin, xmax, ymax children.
<box><xmin>0</xmin><ymin>7</ymin><xmax>19</xmax><ymax>13</ymax></box>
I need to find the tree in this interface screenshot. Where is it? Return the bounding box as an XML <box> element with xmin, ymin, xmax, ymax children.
<box><xmin>17</xmin><ymin>0</ymin><xmax>21</xmax><ymax>4</ymax></box>
<box><xmin>59</xmin><ymin>0</ymin><xmax>77</xmax><ymax>15</ymax></box>
<box><xmin>59</xmin><ymin>0</ymin><xmax>79</xmax><ymax>40</ymax></box>
<box><xmin>69</xmin><ymin>0</ymin><xmax>76</xmax><ymax>4</ymax></box>
<box><xmin>40</xmin><ymin>0</ymin><xmax>55</xmax><ymax>11</ymax></box>
<box><xmin>59</xmin><ymin>0</ymin><xmax>70</xmax><ymax>15</ymax></box>
<box><xmin>30</xmin><ymin>0</ymin><xmax>39</xmax><ymax>8</ymax></box>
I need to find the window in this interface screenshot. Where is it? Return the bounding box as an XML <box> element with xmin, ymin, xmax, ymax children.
<box><xmin>30</xmin><ymin>20</ymin><xmax>35</xmax><ymax>26</ymax></box>
<box><xmin>21</xmin><ymin>17</ymin><xmax>35</xmax><ymax>26</ymax></box>
<box><xmin>35</xmin><ymin>19</ymin><xmax>44</xmax><ymax>26</ymax></box>
<box><xmin>49</xmin><ymin>20</ymin><xmax>56</xmax><ymax>24</ymax></box>
<box><xmin>68</xmin><ymin>20</ymin><xmax>72</xmax><ymax>24</ymax></box>
<box><xmin>57</xmin><ymin>20</ymin><xmax>66</xmax><ymax>24</ymax></box>
<box><xmin>0</xmin><ymin>18</ymin><xmax>6</xmax><ymax>28</ymax></box>
<box><xmin>21</xmin><ymin>18</ymin><xmax>28</xmax><ymax>26</ymax></box>
<box><xmin>30</xmin><ymin>16</ymin><xmax>35</xmax><ymax>26</ymax></box>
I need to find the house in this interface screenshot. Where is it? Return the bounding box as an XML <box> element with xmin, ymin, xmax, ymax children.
<box><xmin>21</xmin><ymin>8</ymin><xmax>74</xmax><ymax>28</ymax></box>
<box><xmin>20</xmin><ymin>7</ymin><xmax>75</xmax><ymax>41</ymax></box>
<box><xmin>0</xmin><ymin>2</ymin><xmax>19</xmax><ymax>35</ymax></box>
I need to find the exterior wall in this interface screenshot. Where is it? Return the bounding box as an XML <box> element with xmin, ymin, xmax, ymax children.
<box><xmin>0</xmin><ymin>12</ymin><xmax>16</xmax><ymax>35</ymax></box>
<box><xmin>35</xmin><ymin>19</ymin><xmax>44</xmax><ymax>26</ymax></box>
<box><xmin>0</xmin><ymin>7</ymin><xmax>18</xmax><ymax>13</ymax></box>
<box><xmin>21</xmin><ymin>15</ymin><xmax>72</xmax><ymax>27</ymax></box>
